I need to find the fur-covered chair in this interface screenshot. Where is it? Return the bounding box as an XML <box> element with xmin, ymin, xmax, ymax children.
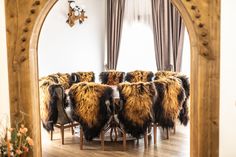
<box><xmin>40</xmin><ymin>73</ymin><xmax>71</xmax><ymax>89</ymax></box>
<box><xmin>125</xmin><ymin>70</ymin><xmax>154</xmax><ymax>83</ymax></box>
<box><xmin>69</xmin><ymin>71</ymin><xmax>95</xmax><ymax>85</ymax></box>
<box><xmin>99</xmin><ymin>70</ymin><xmax>125</xmax><ymax>85</ymax></box>
<box><xmin>99</xmin><ymin>70</ymin><xmax>125</xmax><ymax>142</ymax></box>
<box><xmin>118</xmin><ymin>82</ymin><xmax>156</xmax><ymax>148</ymax></box>
<box><xmin>152</xmin><ymin>76</ymin><xmax>186</xmax><ymax>140</ymax></box>
<box><xmin>39</xmin><ymin>76</ymin><xmax>79</xmax><ymax>144</ymax></box>
<box><xmin>154</xmin><ymin>71</ymin><xmax>190</xmax><ymax>126</ymax></box>
<box><xmin>68</xmin><ymin>82</ymin><xmax>114</xmax><ymax>150</ymax></box>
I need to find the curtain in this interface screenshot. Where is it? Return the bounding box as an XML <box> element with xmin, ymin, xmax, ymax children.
<box><xmin>152</xmin><ymin>0</ymin><xmax>185</xmax><ymax>72</ymax></box>
<box><xmin>117</xmin><ymin>0</ymin><xmax>156</xmax><ymax>72</ymax></box>
<box><xmin>124</xmin><ymin>0</ymin><xmax>152</xmax><ymax>25</ymax></box>
<box><xmin>106</xmin><ymin>0</ymin><xmax>125</xmax><ymax>70</ymax></box>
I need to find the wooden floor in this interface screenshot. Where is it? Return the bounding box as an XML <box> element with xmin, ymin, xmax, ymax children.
<box><xmin>42</xmin><ymin>124</ymin><xmax>190</xmax><ymax>157</ymax></box>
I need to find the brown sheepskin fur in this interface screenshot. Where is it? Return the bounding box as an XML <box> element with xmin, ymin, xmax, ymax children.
<box><xmin>39</xmin><ymin>76</ymin><xmax>57</xmax><ymax>86</ymax></box>
<box><xmin>153</xmin><ymin>77</ymin><xmax>186</xmax><ymax>129</ymax></box>
<box><xmin>118</xmin><ymin>82</ymin><xmax>156</xmax><ymax>138</ymax></box>
<box><xmin>154</xmin><ymin>71</ymin><xmax>190</xmax><ymax>126</ymax></box>
<box><xmin>99</xmin><ymin>70</ymin><xmax>125</xmax><ymax>85</ymax></box>
<box><xmin>68</xmin><ymin>82</ymin><xmax>113</xmax><ymax>140</ymax></box>
<box><xmin>49</xmin><ymin>73</ymin><xmax>71</xmax><ymax>89</ymax></box>
<box><xmin>39</xmin><ymin>74</ymin><xmax>72</xmax><ymax>131</ymax></box>
<box><xmin>39</xmin><ymin>81</ymin><xmax>54</xmax><ymax>131</ymax></box>
<box><xmin>125</xmin><ymin>70</ymin><xmax>154</xmax><ymax>83</ymax></box>
<box><xmin>39</xmin><ymin>80</ymin><xmax>65</xmax><ymax>131</ymax></box>
<box><xmin>69</xmin><ymin>72</ymin><xmax>95</xmax><ymax>85</ymax></box>
<box><xmin>40</xmin><ymin>73</ymin><xmax>71</xmax><ymax>89</ymax></box>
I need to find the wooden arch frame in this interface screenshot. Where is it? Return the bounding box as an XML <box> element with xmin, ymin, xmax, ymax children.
<box><xmin>4</xmin><ymin>0</ymin><xmax>220</xmax><ymax>157</ymax></box>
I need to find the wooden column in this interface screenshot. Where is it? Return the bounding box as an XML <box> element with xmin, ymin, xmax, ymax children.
<box><xmin>4</xmin><ymin>0</ymin><xmax>57</xmax><ymax>157</ymax></box>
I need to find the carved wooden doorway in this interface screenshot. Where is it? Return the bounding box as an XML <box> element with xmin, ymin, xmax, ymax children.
<box><xmin>4</xmin><ymin>0</ymin><xmax>220</xmax><ymax>156</ymax></box>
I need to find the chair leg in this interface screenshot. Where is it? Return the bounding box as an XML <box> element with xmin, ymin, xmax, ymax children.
<box><xmin>166</xmin><ymin>128</ymin><xmax>169</xmax><ymax>139</ymax></box>
<box><xmin>101</xmin><ymin>130</ymin><xmax>105</xmax><ymax>151</ymax></box>
<box><xmin>123</xmin><ymin>130</ymin><xmax>126</xmax><ymax>151</ymax></box>
<box><xmin>110</xmin><ymin>128</ymin><xmax>113</xmax><ymax>141</ymax></box>
<box><xmin>71</xmin><ymin>122</ymin><xmax>74</xmax><ymax>135</ymax></box>
<box><xmin>144</xmin><ymin>131</ymin><xmax>148</xmax><ymax>149</ymax></box>
<box><xmin>174</xmin><ymin>124</ymin><xmax>176</xmax><ymax>134</ymax></box>
<box><xmin>114</xmin><ymin>127</ymin><xmax>118</xmax><ymax>142</ymax></box>
<box><xmin>50</xmin><ymin>130</ymin><xmax>53</xmax><ymax>141</ymax></box>
<box><xmin>153</xmin><ymin>124</ymin><xmax>157</xmax><ymax>145</ymax></box>
<box><xmin>80</xmin><ymin>126</ymin><xmax>83</xmax><ymax>150</ymax></box>
<box><xmin>60</xmin><ymin>126</ymin><xmax>64</xmax><ymax>145</ymax></box>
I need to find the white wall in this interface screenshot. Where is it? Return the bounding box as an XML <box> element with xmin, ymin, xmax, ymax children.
<box><xmin>38</xmin><ymin>0</ymin><xmax>106</xmax><ymax>79</ymax></box>
<box><xmin>0</xmin><ymin>0</ymin><xmax>10</xmax><ymax>118</ymax></box>
<box><xmin>181</xmin><ymin>29</ymin><xmax>190</xmax><ymax>76</ymax></box>
<box><xmin>220</xmin><ymin>1</ymin><xmax>236</xmax><ymax>156</ymax></box>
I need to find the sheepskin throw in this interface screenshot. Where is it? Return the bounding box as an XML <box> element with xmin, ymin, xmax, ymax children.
<box><xmin>69</xmin><ymin>71</ymin><xmax>95</xmax><ymax>85</ymax></box>
<box><xmin>99</xmin><ymin>70</ymin><xmax>125</xmax><ymax>85</ymax></box>
<box><xmin>125</xmin><ymin>70</ymin><xmax>154</xmax><ymax>83</ymax></box>
<box><xmin>39</xmin><ymin>80</ymin><xmax>64</xmax><ymax>131</ymax></box>
<box><xmin>68</xmin><ymin>82</ymin><xmax>113</xmax><ymax>140</ymax></box>
<box><xmin>154</xmin><ymin>71</ymin><xmax>190</xmax><ymax>125</ymax></box>
<box><xmin>40</xmin><ymin>73</ymin><xmax>71</xmax><ymax>89</ymax></box>
<box><xmin>118</xmin><ymin>82</ymin><xmax>156</xmax><ymax>138</ymax></box>
<box><xmin>153</xmin><ymin>77</ymin><xmax>186</xmax><ymax>129</ymax></box>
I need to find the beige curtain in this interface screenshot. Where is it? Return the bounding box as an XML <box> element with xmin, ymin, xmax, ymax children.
<box><xmin>152</xmin><ymin>0</ymin><xmax>185</xmax><ymax>72</ymax></box>
<box><xmin>107</xmin><ymin>0</ymin><xmax>125</xmax><ymax>70</ymax></box>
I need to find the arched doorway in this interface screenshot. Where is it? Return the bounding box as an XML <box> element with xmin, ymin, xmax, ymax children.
<box><xmin>4</xmin><ymin>0</ymin><xmax>220</xmax><ymax>156</ymax></box>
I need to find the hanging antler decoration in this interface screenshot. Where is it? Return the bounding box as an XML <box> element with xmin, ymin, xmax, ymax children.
<box><xmin>66</xmin><ymin>0</ymin><xmax>88</xmax><ymax>27</ymax></box>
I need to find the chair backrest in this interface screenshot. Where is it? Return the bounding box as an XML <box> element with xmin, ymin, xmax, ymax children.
<box><xmin>69</xmin><ymin>71</ymin><xmax>95</xmax><ymax>85</ymax></box>
<box><xmin>39</xmin><ymin>82</ymin><xmax>70</xmax><ymax>131</ymax></box>
<box><xmin>99</xmin><ymin>70</ymin><xmax>125</xmax><ymax>85</ymax></box>
<box><xmin>40</xmin><ymin>73</ymin><xmax>71</xmax><ymax>89</ymax></box>
<box><xmin>125</xmin><ymin>70</ymin><xmax>153</xmax><ymax>83</ymax></box>
<box><xmin>154</xmin><ymin>71</ymin><xmax>190</xmax><ymax>126</ymax></box>
<box><xmin>118</xmin><ymin>82</ymin><xmax>156</xmax><ymax>138</ymax></box>
<box><xmin>153</xmin><ymin>76</ymin><xmax>186</xmax><ymax>129</ymax></box>
<box><xmin>68</xmin><ymin>82</ymin><xmax>113</xmax><ymax>141</ymax></box>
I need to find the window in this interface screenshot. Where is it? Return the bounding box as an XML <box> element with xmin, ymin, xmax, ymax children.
<box><xmin>117</xmin><ymin>0</ymin><xmax>156</xmax><ymax>72</ymax></box>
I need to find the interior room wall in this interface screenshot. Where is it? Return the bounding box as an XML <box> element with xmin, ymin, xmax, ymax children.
<box><xmin>0</xmin><ymin>0</ymin><xmax>10</xmax><ymax>119</ymax></box>
<box><xmin>38</xmin><ymin>0</ymin><xmax>106</xmax><ymax>80</ymax></box>
<box><xmin>220</xmin><ymin>1</ymin><xmax>236</xmax><ymax>156</ymax></box>
<box><xmin>181</xmin><ymin>29</ymin><xmax>190</xmax><ymax>76</ymax></box>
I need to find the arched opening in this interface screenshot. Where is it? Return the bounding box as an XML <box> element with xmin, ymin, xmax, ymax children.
<box><xmin>30</xmin><ymin>0</ymin><xmax>197</xmax><ymax>156</ymax></box>
<box><xmin>19</xmin><ymin>0</ymin><xmax>217</xmax><ymax>156</ymax></box>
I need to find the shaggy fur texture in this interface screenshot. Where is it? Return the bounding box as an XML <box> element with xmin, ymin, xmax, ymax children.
<box><xmin>154</xmin><ymin>71</ymin><xmax>190</xmax><ymax>126</ymax></box>
<box><xmin>125</xmin><ymin>70</ymin><xmax>154</xmax><ymax>83</ymax></box>
<box><xmin>118</xmin><ymin>82</ymin><xmax>156</xmax><ymax>138</ymax></box>
<box><xmin>99</xmin><ymin>70</ymin><xmax>125</xmax><ymax>85</ymax></box>
<box><xmin>39</xmin><ymin>75</ymin><xmax>58</xmax><ymax>86</ymax></box>
<box><xmin>39</xmin><ymin>81</ymin><xmax>65</xmax><ymax>131</ymax></box>
<box><xmin>40</xmin><ymin>73</ymin><xmax>71</xmax><ymax>89</ymax></box>
<box><xmin>69</xmin><ymin>72</ymin><xmax>95</xmax><ymax>85</ymax></box>
<box><xmin>68</xmin><ymin>82</ymin><xmax>113</xmax><ymax>141</ymax></box>
<box><xmin>153</xmin><ymin>77</ymin><xmax>186</xmax><ymax>129</ymax></box>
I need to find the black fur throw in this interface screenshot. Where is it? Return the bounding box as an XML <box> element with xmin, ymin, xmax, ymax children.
<box><xmin>118</xmin><ymin>82</ymin><xmax>156</xmax><ymax>138</ymax></box>
<box><xmin>154</xmin><ymin>71</ymin><xmax>190</xmax><ymax>126</ymax></box>
<box><xmin>40</xmin><ymin>83</ymin><xmax>64</xmax><ymax>131</ymax></box>
<box><xmin>68</xmin><ymin>82</ymin><xmax>113</xmax><ymax>141</ymax></box>
<box><xmin>153</xmin><ymin>77</ymin><xmax>186</xmax><ymax>129</ymax></box>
